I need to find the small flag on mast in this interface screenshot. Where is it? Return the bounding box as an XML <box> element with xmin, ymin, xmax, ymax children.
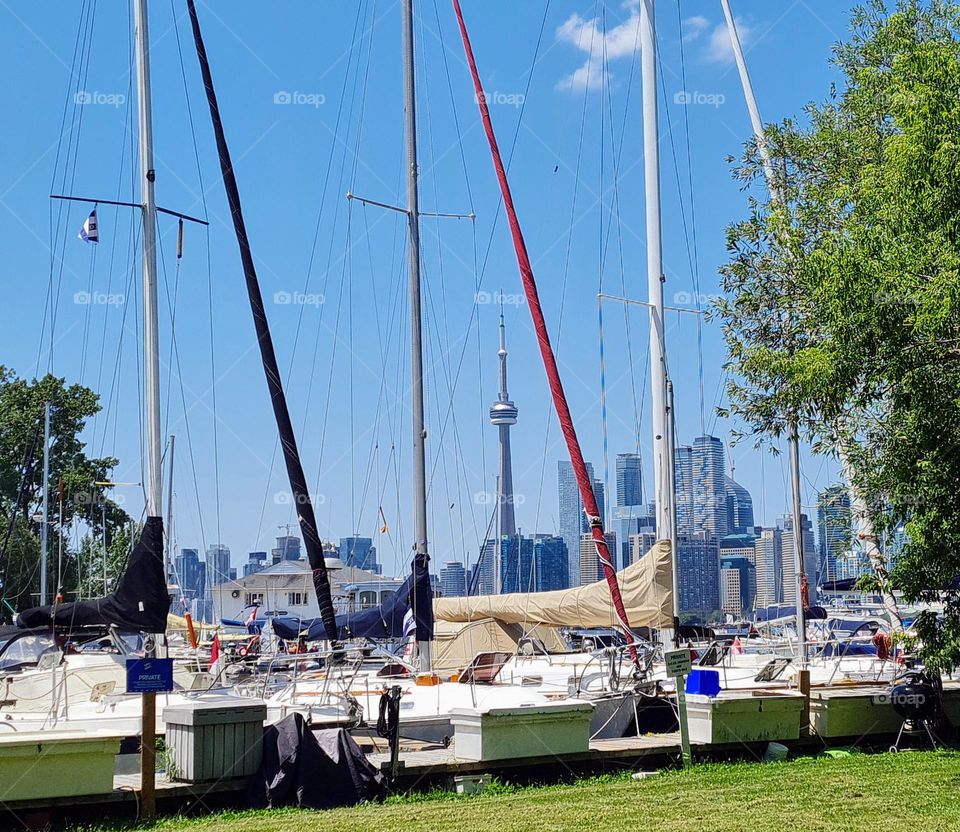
<box><xmin>78</xmin><ymin>208</ymin><xmax>98</xmax><ymax>243</ymax></box>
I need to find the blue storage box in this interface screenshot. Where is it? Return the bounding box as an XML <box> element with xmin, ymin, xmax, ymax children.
<box><xmin>685</xmin><ymin>668</ymin><xmax>721</xmax><ymax>697</ymax></box>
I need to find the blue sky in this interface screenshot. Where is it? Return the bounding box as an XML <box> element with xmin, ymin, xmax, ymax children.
<box><xmin>0</xmin><ymin>1</ymin><xmax>857</xmax><ymax>578</ymax></box>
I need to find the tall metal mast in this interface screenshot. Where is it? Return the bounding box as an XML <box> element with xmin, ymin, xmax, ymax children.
<box><xmin>134</xmin><ymin>0</ymin><xmax>163</xmax><ymax>521</ymax></box>
<box><xmin>133</xmin><ymin>0</ymin><xmax>163</xmax><ymax>816</ymax></box>
<box><xmin>721</xmin><ymin>0</ymin><xmax>807</xmax><ymax>658</ymax></box>
<box><xmin>640</xmin><ymin>0</ymin><xmax>677</xmax><ymax>642</ymax></box>
<box><xmin>402</xmin><ymin>0</ymin><xmax>431</xmax><ymax>672</ymax></box>
<box><xmin>39</xmin><ymin>402</ymin><xmax>51</xmax><ymax>606</ymax></box>
<box><xmin>165</xmin><ymin>435</ymin><xmax>176</xmax><ymax>583</ymax></box>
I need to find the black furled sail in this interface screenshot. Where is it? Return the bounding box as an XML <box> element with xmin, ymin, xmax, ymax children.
<box><xmin>18</xmin><ymin>516</ymin><xmax>169</xmax><ymax>632</ymax></box>
<box><xmin>185</xmin><ymin>0</ymin><xmax>338</xmax><ymax>642</ymax></box>
<box><xmin>273</xmin><ymin>548</ymin><xmax>434</xmax><ymax>643</ymax></box>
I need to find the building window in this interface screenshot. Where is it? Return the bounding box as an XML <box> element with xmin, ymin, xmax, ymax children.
<box><xmin>244</xmin><ymin>592</ymin><xmax>263</xmax><ymax>607</ymax></box>
<box><xmin>287</xmin><ymin>592</ymin><xmax>307</xmax><ymax>607</ymax></box>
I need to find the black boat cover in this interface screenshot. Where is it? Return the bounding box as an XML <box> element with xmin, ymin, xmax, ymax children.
<box><xmin>273</xmin><ymin>552</ymin><xmax>433</xmax><ymax>643</ymax></box>
<box><xmin>247</xmin><ymin>713</ymin><xmax>386</xmax><ymax>809</ymax></box>
<box><xmin>17</xmin><ymin>516</ymin><xmax>169</xmax><ymax>632</ymax></box>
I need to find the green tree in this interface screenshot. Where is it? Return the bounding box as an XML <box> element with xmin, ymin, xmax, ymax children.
<box><xmin>0</xmin><ymin>367</ymin><xmax>129</xmax><ymax>617</ymax></box>
<box><xmin>717</xmin><ymin>0</ymin><xmax>960</xmax><ymax>667</ymax></box>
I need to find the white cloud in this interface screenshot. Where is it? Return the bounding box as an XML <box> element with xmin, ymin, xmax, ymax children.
<box><xmin>704</xmin><ymin>18</ymin><xmax>753</xmax><ymax>64</ymax></box>
<box><xmin>555</xmin><ymin>2</ymin><xmax>641</xmax><ymax>93</ymax></box>
<box><xmin>682</xmin><ymin>15</ymin><xmax>710</xmax><ymax>43</ymax></box>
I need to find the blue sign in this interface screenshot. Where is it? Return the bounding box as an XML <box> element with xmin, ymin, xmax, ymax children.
<box><xmin>125</xmin><ymin>658</ymin><xmax>174</xmax><ymax>693</ymax></box>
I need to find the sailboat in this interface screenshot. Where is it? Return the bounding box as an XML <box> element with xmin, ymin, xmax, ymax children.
<box><xmin>247</xmin><ymin>0</ymin><xmax>679</xmax><ymax>742</ymax></box>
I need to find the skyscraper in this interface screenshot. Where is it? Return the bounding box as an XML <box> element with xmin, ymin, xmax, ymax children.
<box><xmin>592</xmin><ymin>478</ymin><xmax>606</xmax><ymax>529</ymax></box>
<box><xmin>489</xmin><ymin>310</ymin><xmax>519</xmax><ymax>539</ymax></box>
<box><xmin>676</xmin><ymin>532</ymin><xmax>720</xmax><ymax>618</ymax></box>
<box><xmin>473</xmin><ymin>539</ymin><xmax>497</xmax><ymax>595</ymax></box>
<box><xmin>630</xmin><ymin>531</ymin><xmax>658</xmax><ymax>564</ymax></box>
<box><xmin>780</xmin><ymin>513</ymin><xmax>818</xmax><ymax>605</ymax></box>
<box><xmin>817</xmin><ymin>485</ymin><xmax>851</xmax><ymax>582</ymax></box>
<box><xmin>720</xmin><ymin>555</ymin><xmax>756</xmax><ymax>616</ymax></box>
<box><xmin>204</xmin><ymin>543</ymin><xmax>231</xmax><ymax>588</ymax></box>
<box><xmin>579</xmin><ymin>531</ymin><xmax>617</xmax><ymax>586</ymax></box>
<box><xmin>692</xmin><ymin>435</ymin><xmax>728</xmax><ymax>540</ymax></box>
<box><xmin>533</xmin><ymin>534</ymin><xmax>568</xmax><ymax>591</ymax></box>
<box><xmin>614</xmin><ymin>452</ymin><xmax>652</xmax><ymax>569</ymax></box>
<box><xmin>174</xmin><ymin>548</ymin><xmax>203</xmax><ymax>601</ymax></box>
<box><xmin>614</xmin><ymin>505</ymin><xmax>656</xmax><ymax>570</ymax></box>
<box><xmin>271</xmin><ymin>535</ymin><xmax>301</xmax><ymax>564</ymax></box>
<box><xmin>755</xmin><ymin>527</ymin><xmax>783</xmax><ymax>608</ymax></box>
<box><xmin>244</xmin><ymin>551</ymin><xmax>268</xmax><ymax>577</ymax></box>
<box><xmin>439</xmin><ymin>561</ymin><xmax>467</xmax><ymax>598</ymax></box>
<box><xmin>615</xmin><ymin>453</ymin><xmax>643</xmax><ymax>507</ymax></box>
<box><xmin>339</xmin><ymin>536</ymin><xmax>379</xmax><ymax>573</ymax></box>
<box><xmin>205</xmin><ymin>543</ymin><xmax>231</xmax><ymax>619</ymax></box>
<box><xmin>724</xmin><ymin>476</ymin><xmax>755</xmax><ymax>537</ymax></box>
<box><xmin>500</xmin><ymin>536</ymin><xmax>535</xmax><ymax>593</ymax></box>
<box><xmin>558</xmin><ymin>459</ymin><xmax>596</xmax><ymax>586</ymax></box>
<box><xmin>674</xmin><ymin>445</ymin><xmax>694</xmax><ymax>535</ymax></box>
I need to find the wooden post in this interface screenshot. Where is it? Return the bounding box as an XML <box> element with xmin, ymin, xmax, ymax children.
<box><xmin>798</xmin><ymin>668</ymin><xmax>811</xmax><ymax>738</ymax></box>
<box><xmin>665</xmin><ymin>648</ymin><xmax>693</xmax><ymax>767</ymax></box>
<box><xmin>141</xmin><ymin>692</ymin><xmax>157</xmax><ymax>818</ymax></box>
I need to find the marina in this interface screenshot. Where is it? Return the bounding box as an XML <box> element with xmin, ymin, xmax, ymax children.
<box><xmin>2</xmin><ymin>0</ymin><xmax>960</xmax><ymax>828</ymax></box>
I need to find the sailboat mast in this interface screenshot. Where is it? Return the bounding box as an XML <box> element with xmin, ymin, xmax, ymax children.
<box><xmin>39</xmin><ymin>402</ymin><xmax>50</xmax><ymax>606</ymax></box>
<box><xmin>133</xmin><ymin>0</ymin><xmax>163</xmax><ymax>520</ymax></box>
<box><xmin>639</xmin><ymin>0</ymin><xmax>677</xmax><ymax>640</ymax></box>
<box><xmin>165</xmin><ymin>434</ymin><xmax>175</xmax><ymax>583</ymax></box>
<box><xmin>402</xmin><ymin>0</ymin><xmax>431</xmax><ymax>672</ymax></box>
<box><xmin>721</xmin><ymin>0</ymin><xmax>808</xmax><ymax>657</ymax></box>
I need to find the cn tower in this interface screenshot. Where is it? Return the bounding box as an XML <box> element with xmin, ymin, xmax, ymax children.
<box><xmin>489</xmin><ymin>308</ymin><xmax>518</xmax><ymax>539</ymax></box>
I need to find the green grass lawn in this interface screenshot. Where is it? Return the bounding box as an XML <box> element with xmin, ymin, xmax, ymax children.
<box><xmin>86</xmin><ymin>752</ymin><xmax>960</xmax><ymax>832</ymax></box>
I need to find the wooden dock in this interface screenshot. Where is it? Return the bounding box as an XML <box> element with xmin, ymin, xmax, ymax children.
<box><xmin>1</xmin><ymin>773</ymin><xmax>250</xmax><ymax>829</ymax></box>
<box><xmin>367</xmin><ymin>733</ymin><xmax>685</xmax><ymax>789</ymax></box>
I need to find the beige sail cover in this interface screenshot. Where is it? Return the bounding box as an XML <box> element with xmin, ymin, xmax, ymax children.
<box><xmin>434</xmin><ymin>539</ymin><xmax>673</xmax><ymax>629</ymax></box>
<box><xmin>431</xmin><ymin>619</ymin><xmax>568</xmax><ymax>673</ymax></box>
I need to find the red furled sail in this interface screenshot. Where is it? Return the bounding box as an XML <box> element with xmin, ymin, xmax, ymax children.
<box><xmin>452</xmin><ymin>0</ymin><xmax>638</xmax><ymax>663</ymax></box>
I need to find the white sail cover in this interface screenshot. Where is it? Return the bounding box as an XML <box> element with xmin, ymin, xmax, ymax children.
<box><xmin>434</xmin><ymin>540</ymin><xmax>673</xmax><ymax>630</ymax></box>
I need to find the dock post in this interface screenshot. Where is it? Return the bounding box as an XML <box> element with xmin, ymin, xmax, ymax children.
<box><xmin>798</xmin><ymin>669</ymin><xmax>811</xmax><ymax>737</ymax></box>
<box><xmin>142</xmin><ymin>692</ymin><xmax>157</xmax><ymax>818</ymax></box>
<box><xmin>665</xmin><ymin>648</ymin><xmax>693</xmax><ymax>767</ymax></box>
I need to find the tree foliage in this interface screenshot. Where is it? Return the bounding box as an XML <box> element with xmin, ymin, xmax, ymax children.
<box><xmin>717</xmin><ymin>0</ymin><xmax>960</xmax><ymax>667</ymax></box>
<box><xmin>0</xmin><ymin>367</ymin><xmax>130</xmax><ymax>616</ymax></box>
